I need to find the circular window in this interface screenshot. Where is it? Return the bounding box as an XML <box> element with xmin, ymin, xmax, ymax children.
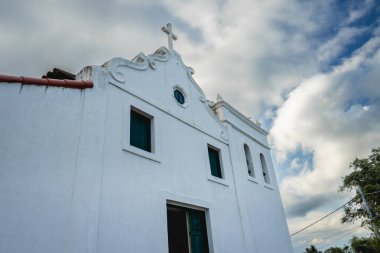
<box><xmin>174</xmin><ymin>88</ymin><xmax>185</xmax><ymax>105</ymax></box>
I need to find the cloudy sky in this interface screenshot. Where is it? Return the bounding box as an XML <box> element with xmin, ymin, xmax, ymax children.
<box><xmin>1</xmin><ymin>0</ymin><xmax>379</xmax><ymax>252</ymax></box>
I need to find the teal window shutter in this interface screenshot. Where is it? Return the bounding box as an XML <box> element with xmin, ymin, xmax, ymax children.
<box><xmin>208</xmin><ymin>146</ymin><xmax>222</xmax><ymax>178</ymax></box>
<box><xmin>130</xmin><ymin>109</ymin><xmax>151</xmax><ymax>152</ymax></box>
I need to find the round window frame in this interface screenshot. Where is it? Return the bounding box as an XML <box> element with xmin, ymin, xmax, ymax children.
<box><xmin>172</xmin><ymin>86</ymin><xmax>188</xmax><ymax>107</ymax></box>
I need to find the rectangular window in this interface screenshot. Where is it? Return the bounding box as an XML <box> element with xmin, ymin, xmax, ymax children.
<box><xmin>208</xmin><ymin>145</ymin><xmax>222</xmax><ymax>178</ymax></box>
<box><xmin>130</xmin><ymin>109</ymin><xmax>152</xmax><ymax>152</ymax></box>
<box><xmin>167</xmin><ymin>204</ymin><xmax>210</xmax><ymax>253</ymax></box>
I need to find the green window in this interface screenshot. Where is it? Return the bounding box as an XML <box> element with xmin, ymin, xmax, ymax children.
<box><xmin>208</xmin><ymin>146</ymin><xmax>222</xmax><ymax>178</ymax></box>
<box><xmin>130</xmin><ymin>109</ymin><xmax>151</xmax><ymax>152</ymax></box>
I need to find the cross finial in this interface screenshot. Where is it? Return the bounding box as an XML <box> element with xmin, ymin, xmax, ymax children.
<box><xmin>161</xmin><ymin>23</ymin><xmax>177</xmax><ymax>51</ymax></box>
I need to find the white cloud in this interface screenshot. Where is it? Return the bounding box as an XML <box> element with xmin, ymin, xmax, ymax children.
<box><xmin>162</xmin><ymin>0</ymin><xmax>323</xmax><ymax>117</ymax></box>
<box><xmin>270</xmin><ymin>31</ymin><xmax>380</xmax><ymax>222</ymax></box>
<box><xmin>318</xmin><ymin>27</ymin><xmax>367</xmax><ymax>64</ymax></box>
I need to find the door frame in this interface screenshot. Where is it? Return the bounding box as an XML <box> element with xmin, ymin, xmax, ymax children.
<box><xmin>161</xmin><ymin>191</ymin><xmax>214</xmax><ymax>253</ymax></box>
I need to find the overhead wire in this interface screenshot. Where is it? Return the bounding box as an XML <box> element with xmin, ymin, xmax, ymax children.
<box><xmin>291</xmin><ymin>189</ymin><xmax>380</xmax><ymax>237</ymax></box>
<box><xmin>322</xmin><ymin>225</ymin><xmax>361</xmax><ymax>241</ymax></box>
<box><xmin>293</xmin><ymin>225</ymin><xmax>362</xmax><ymax>252</ymax></box>
<box><xmin>291</xmin><ymin>198</ymin><xmax>356</xmax><ymax>236</ymax></box>
<box><xmin>293</xmin><ymin>225</ymin><xmax>360</xmax><ymax>237</ymax></box>
<box><xmin>318</xmin><ymin>226</ymin><xmax>363</xmax><ymax>251</ymax></box>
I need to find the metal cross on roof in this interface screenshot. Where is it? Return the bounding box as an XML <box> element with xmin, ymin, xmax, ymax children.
<box><xmin>161</xmin><ymin>23</ymin><xmax>177</xmax><ymax>51</ymax></box>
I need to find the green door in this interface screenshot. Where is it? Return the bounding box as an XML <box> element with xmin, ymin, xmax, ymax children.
<box><xmin>188</xmin><ymin>210</ymin><xmax>209</xmax><ymax>253</ymax></box>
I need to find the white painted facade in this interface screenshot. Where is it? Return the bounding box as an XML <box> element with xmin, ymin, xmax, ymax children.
<box><xmin>0</xmin><ymin>45</ymin><xmax>293</xmax><ymax>252</ymax></box>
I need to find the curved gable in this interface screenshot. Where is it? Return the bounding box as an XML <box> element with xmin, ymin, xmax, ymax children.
<box><xmin>93</xmin><ymin>47</ymin><xmax>227</xmax><ymax>142</ymax></box>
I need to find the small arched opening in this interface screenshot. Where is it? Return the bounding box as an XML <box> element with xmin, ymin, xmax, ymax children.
<box><xmin>244</xmin><ymin>144</ymin><xmax>255</xmax><ymax>177</ymax></box>
<box><xmin>260</xmin><ymin>153</ymin><xmax>270</xmax><ymax>184</ymax></box>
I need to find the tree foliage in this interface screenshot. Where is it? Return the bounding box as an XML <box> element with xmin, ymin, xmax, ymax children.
<box><xmin>324</xmin><ymin>246</ymin><xmax>346</xmax><ymax>253</ymax></box>
<box><xmin>350</xmin><ymin>236</ymin><xmax>379</xmax><ymax>253</ymax></box>
<box><xmin>301</xmin><ymin>150</ymin><xmax>380</xmax><ymax>253</ymax></box>
<box><xmin>304</xmin><ymin>245</ymin><xmax>322</xmax><ymax>253</ymax></box>
<box><xmin>339</xmin><ymin>147</ymin><xmax>380</xmax><ymax>233</ymax></box>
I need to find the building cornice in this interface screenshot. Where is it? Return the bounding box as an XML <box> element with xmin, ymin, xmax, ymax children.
<box><xmin>212</xmin><ymin>100</ymin><xmax>268</xmax><ymax>136</ymax></box>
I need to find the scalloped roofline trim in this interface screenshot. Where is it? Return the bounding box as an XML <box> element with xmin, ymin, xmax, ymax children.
<box><xmin>94</xmin><ymin>46</ymin><xmax>228</xmax><ymax>140</ymax></box>
<box><xmin>100</xmin><ymin>47</ymin><xmax>204</xmax><ymax>96</ymax></box>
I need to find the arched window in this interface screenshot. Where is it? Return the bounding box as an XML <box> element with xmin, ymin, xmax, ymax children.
<box><xmin>244</xmin><ymin>144</ymin><xmax>255</xmax><ymax>177</ymax></box>
<box><xmin>260</xmin><ymin>153</ymin><xmax>270</xmax><ymax>184</ymax></box>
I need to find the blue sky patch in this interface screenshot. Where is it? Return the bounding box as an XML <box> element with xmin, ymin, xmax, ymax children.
<box><xmin>275</xmin><ymin>146</ymin><xmax>314</xmax><ymax>183</ymax></box>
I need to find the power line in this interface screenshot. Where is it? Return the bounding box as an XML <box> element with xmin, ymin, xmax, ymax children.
<box><xmin>294</xmin><ymin>226</ymin><xmax>362</xmax><ymax>251</ymax></box>
<box><xmin>318</xmin><ymin>226</ymin><xmax>363</xmax><ymax>251</ymax></box>
<box><xmin>292</xmin><ymin>226</ymin><xmax>359</xmax><ymax>237</ymax></box>
<box><xmin>290</xmin><ymin>190</ymin><xmax>380</xmax><ymax>237</ymax></box>
<box><xmin>291</xmin><ymin>198</ymin><xmax>356</xmax><ymax>236</ymax></box>
<box><xmin>323</xmin><ymin>226</ymin><xmax>361</xmax><ymax>241</ymax></box>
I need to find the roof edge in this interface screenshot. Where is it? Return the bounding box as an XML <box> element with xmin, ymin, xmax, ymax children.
<box><xmin>212</xmin><ymin>100</ymin><xmax>269</xmax><ymax>136</ymax></box>
<box><xmin>0</xmin><ymin>74</ymin><xmax>93</xmax><ymax>89</ymax></box>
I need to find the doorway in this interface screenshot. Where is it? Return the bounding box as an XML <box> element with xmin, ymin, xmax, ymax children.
<box><xmin>167</xmin><ymin>204</ymin><xmax>210</xmax><ymax>253</ymax></box>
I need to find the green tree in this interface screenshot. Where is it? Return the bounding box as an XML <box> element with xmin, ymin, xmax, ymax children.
<box><xmin>342</xmin><ymin>245</ymin><xmax>352</xmax><ymax>253</ymax></box>
<box><xmin>350</xmin><ymin>236</ymin><xmax>379</xmax><ymax>253</ymax></box>
<box><xmin>304</xmin><ymin>245</ymin><xmax>322</xmax><ymax>253</ymax></box>
<box><xmin>339</xmin><ymin>147</ymin><xmax>380</xmax><ymax>234</ymax></box>
<box><xmin>324</xmin><ymin>246</ymin><xmax>345</xmax><ymax>253</ymax></box>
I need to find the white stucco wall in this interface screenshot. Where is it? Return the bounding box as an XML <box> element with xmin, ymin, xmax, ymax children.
<box><xmin>0</xmin><ymin>81</ymin><xmax>107</xmax><ymax>252</ymax></box>
<box><xmin>214</xmin><ymin>104</ymin><xmax>294</xmax><ymax>253</ymax></box>
<box><xmin>0</xmin><ymin>48</ymin><xmax>292</xmax><ymax>253</ymax></box>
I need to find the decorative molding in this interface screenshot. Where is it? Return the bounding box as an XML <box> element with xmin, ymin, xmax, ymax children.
<box><xmin>186</xmin><ymin>66</ymin><xmax>195</xmax><ymax>75</ymax></box>
<box><xmin>199</xmin><ymin>96</ymin><xmax>207</xmax><ymax>103</ymax></box>
<box><xmin>100</xmin><ymin>47</ymin><xmax>229</xmax><ymax>141</ymax></box>
<box><xmin>103</xmin><ymin>47</ymin><xmax>171</xmax><ymax>85</ymax></box>
<box><xmin>102</xmin><ymin>46</ymin><xmax>202</xmax><ymax>92</ymax></box>
<box><xmin>100</xmin><ymin>47</ymin><xmax>208</xmax><ymax>119</ymax></box>
<box><xmin>154</xmin><ymin>47</ymin><xmax>169</xmax><ymax>57</ymax></box>
<box><xmin>200</xmin><ymin>100</ymin><xmax>228</xmax><ymax>141</ymax></box>
<box><xmin>216</xmin><ymin>93</ymin><xmax>223</xmax><ymax>103</ymax></box>
<box><xmin>198</xmin><ymin>97</ymin><xmax>227</xmax><ymax>139</ymax></box>
<box><xmin>212</xmin><ymin>100</ymin><xmax>268</xmax><ymax>136</ymax></box>
<box><xmin>226</xmin><ymin>121</ymin><xmax>270</xmax><ymax>149</ymax></box>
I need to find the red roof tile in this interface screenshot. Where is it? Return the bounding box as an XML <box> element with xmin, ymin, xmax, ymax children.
<box><xmin>0</xmin><ymin>74</ymin><xmax>93</xmax><ymax>89</ymax></box>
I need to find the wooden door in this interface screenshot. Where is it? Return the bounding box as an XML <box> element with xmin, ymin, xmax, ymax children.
<box><xmin>188</xmin><ymin>210</ymin><xmax>209</xmax><ymax>253</ymax></box>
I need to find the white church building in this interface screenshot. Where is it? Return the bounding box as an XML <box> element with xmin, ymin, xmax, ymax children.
<box><xmin>0</xmin><ymin>24</ymin><xmax>293</xmax><ymax>253</ymax></box>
